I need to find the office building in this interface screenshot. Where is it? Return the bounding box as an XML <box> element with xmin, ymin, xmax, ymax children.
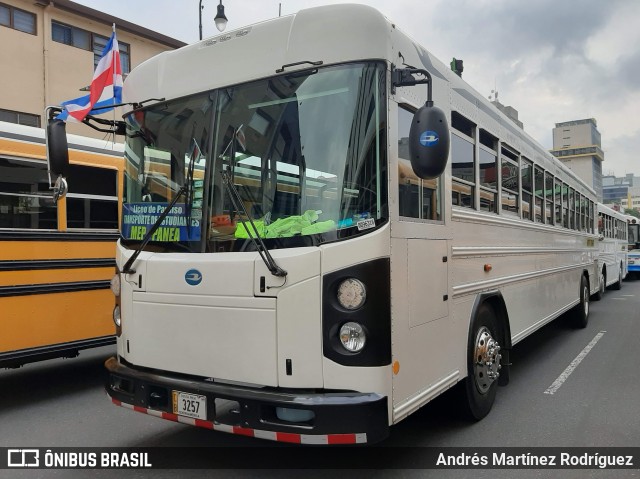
<box><xmin>0</xmin><ymin>0</ymin><xmax>185</xmax><ymax>138</ymax></box>
<box><xmin>550</xmin><ymin>118</ymin><xmax>604</xmax><ymax>201</ymax></box>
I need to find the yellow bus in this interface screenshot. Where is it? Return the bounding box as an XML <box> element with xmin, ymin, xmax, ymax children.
<box><xmin>0</xmin><ymin>120</ymin><xmax>123</xmax><ymax>368</ymax></box>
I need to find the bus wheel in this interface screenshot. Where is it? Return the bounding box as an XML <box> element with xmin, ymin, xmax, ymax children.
<box><xmin>612</xmin><ymin>265</ymin><xmax>623</xmax><ymax>290</ymax></box>
<box><xmin>573</xmin><ymin>275</ymin><xmax>590</xmax><ymax>329</ymax></box>
<box><xmin>593</xmin><ymin>269</ymin><xmax>605</xmax><ymax>301</ymax></box>
<box><xmin>463</xmin><ymin>302</ymin><xmax>502</xmax><ymax>420</ymax></box>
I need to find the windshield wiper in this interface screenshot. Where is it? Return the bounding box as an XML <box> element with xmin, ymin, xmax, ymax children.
<box><xmin>184</xmin><ymin>137</ymin><xmax>200</xmax><ymax>239</ymax></box>
<box><xmin>220</xmin><ymin>126</ymin><xmax>286</xmax><ymax>277</ymax></box>
<box><xmin>222</xmin><ymin>167</ymin><xmax>287</xmax><ymax>278</ymax></box>
<box><xmin>122</xmin><ymin>145</ymin><xmax>198</xmax><ymax>275</ymax></box>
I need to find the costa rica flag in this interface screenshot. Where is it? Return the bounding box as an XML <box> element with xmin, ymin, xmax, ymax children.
<box><xmin>56</xmin><ymin>29</ymin><xmax>123</xmax><ymax>122</ymax></box>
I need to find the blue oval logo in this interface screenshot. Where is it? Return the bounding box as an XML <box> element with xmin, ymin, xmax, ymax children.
<box><xmin>185</xmin><ymin>269</ymin><xmax>202</xmax><ymax>286</ymax></box>
<box><xmin>419</xmin><ymin>130</ymin><xmax>439</xmax><ymax>147</ymax></box>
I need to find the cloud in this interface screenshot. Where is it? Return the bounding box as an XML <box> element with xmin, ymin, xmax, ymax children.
<box><xmin>71</xmin><ymin>0</ymin><xmax>639</xmax><ymax>176</ymax></box>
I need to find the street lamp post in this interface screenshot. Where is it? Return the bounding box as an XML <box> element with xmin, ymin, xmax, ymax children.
<box><xmin>199</xmin><ymin>0</ymin><xmax>228</xmax><ymax>40</ymax></box>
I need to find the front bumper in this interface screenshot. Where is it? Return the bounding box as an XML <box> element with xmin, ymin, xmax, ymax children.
<box><xmin>105</xmin><ymin>356</ymin><xmax>389</xmax><ymax>444</ymax></box>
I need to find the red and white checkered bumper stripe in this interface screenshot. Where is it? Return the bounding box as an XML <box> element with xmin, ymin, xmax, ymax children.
<box><xmin>111</xmin><ymin>398</ymin><xmax>368</xmax><ymax>445</ymax></box>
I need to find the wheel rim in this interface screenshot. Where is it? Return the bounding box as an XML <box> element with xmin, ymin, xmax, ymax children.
<box><xmin>583</xmin><ymin>284</ymin><xmax>589</xmax><ymax>317</ymax></box>
<box><xmin>473</xmin><ymin>326</ymin><xmax>502</xmax><ymax>394</ymax></box>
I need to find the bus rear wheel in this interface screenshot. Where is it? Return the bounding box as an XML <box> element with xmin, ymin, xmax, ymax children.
<box><xmin>462</xmin><ymin>302</ymin><xmax>502</xmax><ymax>420</ymax></box>
<box><xmin>612</xmin><ymin>265</ymin><xmax>623</xmax><ymax>290</ymax></box>
<box><xmin>593</xmin><ymin>269</ymin><xmax>605</xmax><ymax>301</ymax></box>
<box><xmin>573</xmin><ymin>275</ymin><xmax>590</xmax><ymax>329</ymax></box>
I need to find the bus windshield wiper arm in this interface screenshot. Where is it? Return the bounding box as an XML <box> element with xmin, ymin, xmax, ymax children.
<box><xmin>221</xmin><ymin>167</ymin><xmax>287</xmax><ymax>278</ymax></box>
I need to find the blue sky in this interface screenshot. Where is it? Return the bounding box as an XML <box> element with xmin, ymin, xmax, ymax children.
<box><xmin>74</xmin><ymin>0</ymin><xmax>640</xmax><ymax>177</ymax></box>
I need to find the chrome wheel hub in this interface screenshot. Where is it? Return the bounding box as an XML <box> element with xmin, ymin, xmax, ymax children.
<box><xmin>474</xmin><ymin>326</ymin><xmax>501</xmax><ymax>394</ymax></box>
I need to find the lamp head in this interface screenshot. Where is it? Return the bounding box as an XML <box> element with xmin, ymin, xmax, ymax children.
<box><xmin>214</xmin><ymin>2</ymin><xmax>228</xmax><ymax>32</ymax></box>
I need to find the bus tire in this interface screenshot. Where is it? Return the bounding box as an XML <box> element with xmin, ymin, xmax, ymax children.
<box><xmin>573</xmin><ymin>275</ymin><xmax>590</xmax><ymax>329</ymax></box>
<box><xmin>462</xmin><ymin>302</ymin><xmax>502</xmax><ymax>421</ymax></box>
<box><xmin>612</xmin><ymin>265</ymin><xmax>623</xmax><ymax>290</ymax></box>
<box><xmin>593</xmin><ymin>269</ymin><xmax>605</xmax><ymax>301</ymax></box>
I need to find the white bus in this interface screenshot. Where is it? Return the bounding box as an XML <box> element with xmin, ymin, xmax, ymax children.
<box><xmin>626</xmin><ymin>215</ymin><xmax>640</xmax><ymax>277</ymax></box>
<box><xmin>48</xmin><ymin>4</ymin><xmax>599</xmax><ymax>444</ymax></box>
<box><xmin>593</xmin><ymin>204</ymin><xmax>627</xmax><ymax>298</ymax></box>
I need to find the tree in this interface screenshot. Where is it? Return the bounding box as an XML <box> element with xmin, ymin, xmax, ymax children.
<box><xmin>626</xmin><ymin>209</ymin><xmax>640</xmax><ymax>219</ymax></box>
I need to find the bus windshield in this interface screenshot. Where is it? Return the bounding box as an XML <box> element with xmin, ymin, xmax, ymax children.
<box><xmin>629</xmin><ymin>222</ymin><xmax>639</xmax><ymax>248</ymax></box>
<box><xmin>121</xmin><ymin>61</ymin><xmax>387</xmax><ymax>253</ymax></box>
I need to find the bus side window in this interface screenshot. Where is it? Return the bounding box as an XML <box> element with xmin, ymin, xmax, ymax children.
<box><xmin>0</xmin><ymin>157</ymin><xmax>58</xmax><ymax>229</ymax></box>
<box><xmin>66</xmin><ymin>164</ymin><xmax>118</xmax><ymax>230</ymax></box>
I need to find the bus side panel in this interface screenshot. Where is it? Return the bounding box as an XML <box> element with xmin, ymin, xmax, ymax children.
<box><xmin>449</xmin><ymin>218</ymin><xmax>595</xmax><ymax>343</ymax></box>
<box><xmin>0</xmin><ymin>266</ymin><xmax>113</xmax><ymax>286</ymax></box>
<box><xmin>0</xmin><ymin>289</ymin><xmax>114</xmax><ymax>352</ymax></box>
<box><xmin>0</xmin><ymin>237</ymin><xmax>117</xmax><ymax>359</ymax></box>
<box><xmin>390</xmin><ymin>237</ymin><xmax>460</xmax><ymax>423</ymax></box>
<box><xmin>1</xmin><ymin>240</ymin><xmax>116</xmax><ymax>261</ymax></box>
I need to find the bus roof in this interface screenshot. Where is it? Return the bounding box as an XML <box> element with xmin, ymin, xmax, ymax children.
<box><xmin>0</xmin><ymin>120</ymin><xmax>124</xmax><ymax>156</ymax></box>
<box><xmin>123</xmin><ymin>4</ymin><xmax>393</xmax><ymax>106</ymax></box>
<box><xmin>597</xmin><ymin>203</ymin><xmax>628</xmax><ymax>220</ymax></box>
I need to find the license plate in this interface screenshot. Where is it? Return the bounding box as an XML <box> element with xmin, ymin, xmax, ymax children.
<box><xmin>172</xmin><ymin>390</ymin><xmax>207</xmax><ymax>420</ymax></box>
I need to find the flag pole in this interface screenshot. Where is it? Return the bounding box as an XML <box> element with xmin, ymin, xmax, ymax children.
<box><xmin>112</xmin><ymin>23</ymin><xmax>116</xmax><ymax>147</ymax></box>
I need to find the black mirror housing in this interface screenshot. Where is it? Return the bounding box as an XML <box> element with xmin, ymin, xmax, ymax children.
<box><xmin>47</xmin><ymin>120</ymin><xmax>70</xmax><ymax>177</ymax></box>
<box><xmin>408</xmin><ymin>105</ymin><xmax>450</xmax><ymax>179</ymax></box>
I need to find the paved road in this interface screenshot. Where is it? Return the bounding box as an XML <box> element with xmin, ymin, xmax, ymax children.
<box><xmin>2</xmin><ymin>278</ymin><xmax>639</xmax><ymax>478</ymax></box>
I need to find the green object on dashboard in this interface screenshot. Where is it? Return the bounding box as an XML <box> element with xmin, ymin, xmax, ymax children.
<box><xmin>234</xmin><ymin>210</ymin><xmax>336</xmax><ymax>239</ymax></box>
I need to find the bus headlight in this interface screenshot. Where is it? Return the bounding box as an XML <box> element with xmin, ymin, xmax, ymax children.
<box><xmin>110</xmin><ymin>273</ymin><xmax>121</xmax><ymax>297</ymax></box>
<box><xmin>113</xmin><ymin>305</ymin><xmax>121</xmax><ymax>327</ymax></box>
<box><xmin>339</xmin><ymin>322</ymin><xmax>366</xmax><ymax>352</ymax></box>
<box><xmin>337</xmin><ymin>278</ymin><xmax>366</xmax><ymax>310</ymax></box>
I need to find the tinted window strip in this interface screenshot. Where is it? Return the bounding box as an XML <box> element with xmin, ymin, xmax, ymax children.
<box><xmin>0</xmin><ymin>280</ymin><xmax>110</xmax><ymax>297</ymax></box>
<box><xmin>0</xmin><ymin>231</ymin><xmax>118</xmax><ymax>241</ymax></box>
<box><xmin>0</xmin><ymin>258</ymin><xmax>115</xmax><ymax>271</ymax></box>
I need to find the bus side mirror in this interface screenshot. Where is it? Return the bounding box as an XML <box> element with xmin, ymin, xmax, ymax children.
<box><xmin>47</xmin><ymin>119</ymin><xmax>70</xmax><ymax>177</ymax></box>
<box><xmin>408</xmin><ymin>104</ymin><xmax>450</xmax><ymax>179</ymax></box>
<box><xmin>46</xmin><ymin>119</ymin><xmax>70</xmax><ymax>201</ymax></box>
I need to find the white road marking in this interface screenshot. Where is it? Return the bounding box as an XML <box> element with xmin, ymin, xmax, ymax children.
<box><xmin>611</xmin><ymin>298</ymin><xmax>626</xmax><ymax>300</ymax></box>
<box><xmin>544</xmin><ymin>331</ymin><xmax>606</xmax><ymax>395</ymax></box>
<box><xmin>622</xmin><ymin>295</ymin><xmax>635</xmax><ymax>297</ymax></box>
